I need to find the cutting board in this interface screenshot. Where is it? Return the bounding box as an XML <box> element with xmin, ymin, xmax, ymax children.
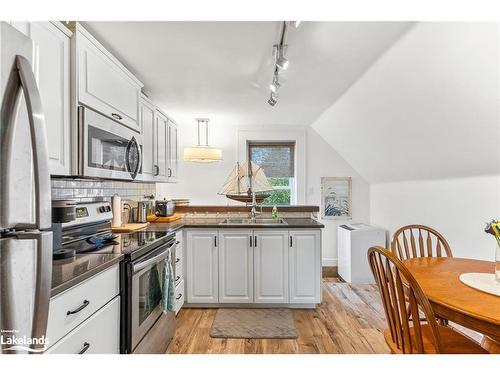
<box><xmin>111</xmin><ymin>222</ymin><xmax>149</xmax><ymax>233</ymax></box>
<box><xmin>147</xmin><ymin>213</ymin><xmax>182</xmax><ymax>223</ymax></box>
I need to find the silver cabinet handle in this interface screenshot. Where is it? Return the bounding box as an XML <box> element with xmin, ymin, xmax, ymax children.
<box><xmin>168</xmin><ymin>167</ymin><xmax>172</xmax><ymax>178</ymax></box>
<box><xmin>111</xmin><ymin>113</ymin><xmax>122</xmax><ymax>120</ymax></box>
<box><xmin>176</xmin><ymin>293</ymin><xmax>183</xmax><ymax>300</ymax></box>
<box><xmin>153</xmin><ymin>164</ymin><xmax>160</xmax><ymax>176</ymax></box>
<box><xmin>1</xmin><ymin>55</ymin><xmax>51</xmax><ymax>230</ymax></box>
<box><xmin>67</xmin><ymin>300</ymin><xmax>90</xmax><ymax>315</ymax></box>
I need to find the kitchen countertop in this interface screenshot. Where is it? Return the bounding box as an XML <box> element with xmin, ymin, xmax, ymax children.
<box><xmin>51</xmin><ymin>253</ymin><xmax>123</xmax><ymax>297</ymax></box>
<box><xmin>146</xmin><ymin>217</ymin><xmax>325</xmax><ymax>232</ymax></box>
<box><xmin>51</xmin><ymin>218</ymin><xmax>322</xmax><ymax>296</ymax></box>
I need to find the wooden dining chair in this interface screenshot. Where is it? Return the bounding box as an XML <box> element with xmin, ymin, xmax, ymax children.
<box><xmin>367</xmin><ymin>246</ymin><xmax>487</xmax><ymax>354</ymax></box>
<box><xmin>391</xmin><ymin>224</ymin><xmax>452</xmax><ymax>260</ymax></box>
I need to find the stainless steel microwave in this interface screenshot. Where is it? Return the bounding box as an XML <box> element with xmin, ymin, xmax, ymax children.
<box><xmin>78</xmin><ymin>106</ymin><xmax>142</xmax><ymax>180</ymax></box>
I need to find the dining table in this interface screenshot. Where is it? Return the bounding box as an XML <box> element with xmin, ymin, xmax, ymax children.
<box><xmin>402</xmin><ymin>257</ymin><xmax>500</xmax><ymax>353</ymax></box>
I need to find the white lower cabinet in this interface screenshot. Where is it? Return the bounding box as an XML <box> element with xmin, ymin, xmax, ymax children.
<box><xmin>45</xmin><ymin>297</ymin><xmax>120</xmax><ymax>354</ymax></box>
<box><xmin>46</xmin><ymin>264</ymin><xmax>119</xmax><ymax>345</ymax></box>
<box><xmin>253</xmin><ymin>230</ymin><xmax>289</xmax><ymax>303</ymax></box>
<box><xmin>185</xmin><ymin>228</ymin><xmax>321</xmax><ymax>306</ymax></box>
<box><xmin>186</xmin><ymin>230</ymin><xmax>218</xmax><ymax>303</ymax></box>
<box><xmin>218</xmin><ymin>230</ymin><xmax>253</xmax><ymax>303</ymax></box>
<box><xmin>174</xmin><ymin>279</ymin><xmax>185</xmax><ymax>315</ymax></box>
<box><xmin>289</xmin><ymin>230</ymin><xmax>322</xmax><ymax>304</ymax></box>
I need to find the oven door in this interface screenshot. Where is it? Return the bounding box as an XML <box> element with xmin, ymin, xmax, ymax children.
<box><xmin>79</xmin><ymin>106</ymin><xmax>142</xmax><ymax>180</ymax></box>
<box><xmin>130</xmin><ymin>242</ymin><xmax>175</xmax><ymax>350</ymax></box>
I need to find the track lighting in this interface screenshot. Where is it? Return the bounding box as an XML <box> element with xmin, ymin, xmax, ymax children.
<box><xmin>266</xmin><ymin>21</ymin><xmax>299</xmax><ymax>107</ymax></box>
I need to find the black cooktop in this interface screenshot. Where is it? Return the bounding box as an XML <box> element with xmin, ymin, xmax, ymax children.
<box><xmin>63</xmin><ymin>230</ymin><xmax>173</xmax><ymax>261</ymax></box>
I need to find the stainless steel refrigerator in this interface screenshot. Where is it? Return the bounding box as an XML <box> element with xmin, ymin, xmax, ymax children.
<box><xmin>0</xmin><ymin>22</ymin><xmax>52</xmax><ymax>354</ymax></box>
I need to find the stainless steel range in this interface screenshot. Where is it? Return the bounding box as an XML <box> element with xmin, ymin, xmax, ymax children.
<box><xmin>52</xmin><ymin>201</ymin><xmax>177</xmax><ymax>354</ymax></box>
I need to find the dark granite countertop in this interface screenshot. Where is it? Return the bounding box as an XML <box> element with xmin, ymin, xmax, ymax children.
<box><xmin>146</xmin><ymin>217</ymin><xmax>325</xmax><ymax>231</ymax></box>
<box><xmin>51</xmin><ymin>218</ymin><xmax>322</xmax><ymax>296</ymax></box>
<box><xmin>51</xmin><ymin>253</ymin><xmax>123</xmax><ymax>297</ymax></box>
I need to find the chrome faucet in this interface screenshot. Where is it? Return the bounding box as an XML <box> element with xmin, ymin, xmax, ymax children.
<box><xmin>250</xmin><ymin>191</ymin><xmax>260</xmax><ymax>222</ymax></box>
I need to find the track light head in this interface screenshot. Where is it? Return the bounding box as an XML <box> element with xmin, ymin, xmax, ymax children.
<box><xmin>269</xmin><ymin>74</ymin><xmax>280</xmax><ymax>93</ymax></box>
<box><xmin>268</xmin><ymin>92</ymin><xmax>278</xmax><ymax>106</ymax></box>
<box><xmin>275</xmin><ymin>45</ymin><xmax>289</xmax><ymax>70</ymax></box>
<box><xmin>276</xmin><ymin>56</ymin><xmax>289</xmax><ymax>70</ymax></box>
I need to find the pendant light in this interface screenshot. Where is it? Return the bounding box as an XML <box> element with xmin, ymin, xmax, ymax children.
<box><xmin>183</xmin><ymin>118</ymin><xmax>223</xmax><ymax>163</ymax></box>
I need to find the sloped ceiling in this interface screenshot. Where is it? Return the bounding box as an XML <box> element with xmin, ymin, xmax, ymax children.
<box><xmin>311</xmin><ymin>22</ymin><xmax>499</xmax><ymax>184</ymax></box>
<box><xmin>82</xmin><ymin>21</ymin><xmax>412</xmax><ymax>128</ymax></box>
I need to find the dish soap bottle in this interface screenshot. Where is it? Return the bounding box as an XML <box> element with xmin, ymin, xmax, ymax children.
<box><xmin>272</xmin><ymin>205</ymin><xmax>278</xmax><ymax>220</ymax></box>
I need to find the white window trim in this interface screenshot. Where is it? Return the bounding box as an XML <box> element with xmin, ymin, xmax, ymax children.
<box><xmin>237</xmin><ymin>128</ymin><xmax>306</xmax><ymax>204</ymax></box>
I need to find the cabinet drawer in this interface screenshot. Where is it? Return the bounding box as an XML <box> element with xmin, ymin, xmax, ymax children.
<box><xmin>175</xmin><ymin>280</ymin><xmax>185</xmax><ymax>315</ymax></box>
<box><xmin>46</xmin><ymin>297</ymin><xmax>120</xmax><ymax>354</ymax></box>
<box><xmin>76</xmin><ymin>30</ymin><xmax>141</xmax><ymax>132</ymax></box>
<box><xmin>175</xmin><ymin>261</ymin><xmax>183</xmax><ymax>285</ymax></box>
<box><xmin>175</xmin><ymin>230</ymin><xmax>183</xmax><ymax>249</ymax></box>
<box><xmin>47</xmin><ymin>264</ymin><xmax>119</xmax><ymax>345</ymax></box>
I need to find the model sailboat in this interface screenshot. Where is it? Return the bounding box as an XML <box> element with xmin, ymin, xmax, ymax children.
<box><xmin>219</xmin><ymin>160</ymin><xmax>273</xmax><ymax>204</ymax></box>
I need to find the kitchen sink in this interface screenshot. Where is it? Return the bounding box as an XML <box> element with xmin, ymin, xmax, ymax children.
<box><xmin>219</xmin><ymin>218</ymin><xmax>288</xmax><ymax>225</ymax></box>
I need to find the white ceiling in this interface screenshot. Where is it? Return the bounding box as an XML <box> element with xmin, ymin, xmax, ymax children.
<box><xmin>82</xmin><ymin>21</ymin><xmax>413</xmax><ymax>128</ymax></box>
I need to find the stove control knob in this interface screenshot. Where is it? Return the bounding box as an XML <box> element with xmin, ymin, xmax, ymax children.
<box><xmin>98</xmin><ymin>206</ymin><xmax>105</xmax><ymax>213</ymax></box>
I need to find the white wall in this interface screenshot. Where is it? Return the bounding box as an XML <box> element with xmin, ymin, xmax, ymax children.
<box><xmin>306</xmin><ymin>128</ymin><xmax>370</xmax><ymax>266</ymax></box>
<box><xmin>309</xmin><ymin>22</ymin><xmax>499</xmax><ymax>261</ymax></box>
<box><xmin>371</xmin><ymin>175</ymin><xmax>500</xmax><ymax>261</ymax></box>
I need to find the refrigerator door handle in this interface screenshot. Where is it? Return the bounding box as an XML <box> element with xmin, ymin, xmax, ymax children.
<box><xmin>14</xmin><ymin>230</ymin><xmax>52</xmax><ymax>353</ymax></box>
<box><xmin>16</xmin><ymin>55</ymin><xmax>52</xmax><ymax>230</ymax></box>
<box><xmin>0</xmin><ymin>55</ymin><xmax>52</xmax><ymax>230</ymax></box>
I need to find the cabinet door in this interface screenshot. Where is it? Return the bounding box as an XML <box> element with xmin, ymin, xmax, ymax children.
<box><xmin>155</xmin><ymin>111</ymin><xmax>168</xmax><ymax>181</ymax></box>
<box><xmin>253</xmin><ymin>230</ymin><xmax>289</xmax><ymax>304</ymax></box>
<box><xmin>76</xmin><ymin>30</ymin><xmax>141</xmax><ymax>132</ymax></box>
<box><xmin>167</xmin><ymin>120</ymin><xmax>178</xmax><ymax>181</ymax></box>
<box><xmin>139</xmin><ymin>97</ymin><xmax>155</xmax><ymax>180</ymax></box>
<box><xmin>218</xmin><ymin>230</ymin><xmax>253</xmax><ymax>303</ymax></box>
<box><xmin>12</xmin><ymin>22</ymin><xmax>71</xmax><ymax>175</ymax></box>
<box><xmin>186</xmin><ymin>231</ymin><xmax>218</xmax><ymax>303</ymax></box>
<box><xmin>289</xmin><ymin>230</ymin><xmax>321</xmax><ymax>304</ymax></box>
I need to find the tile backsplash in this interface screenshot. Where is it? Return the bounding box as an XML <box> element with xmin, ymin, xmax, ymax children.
<box><xmin>51</xmin><ymin>178</ymin><xmax>156</xmax><ymax>202</ymax></box>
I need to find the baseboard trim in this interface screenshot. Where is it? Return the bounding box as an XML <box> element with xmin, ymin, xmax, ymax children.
<box><xmin>322</xmin><ymin>266</ymin><xmax>338</xmax><ymax>278</ymax></box>
<box><xmin>322</xmin><ymin>257</ymin><xmax>338</xmax><ymax>267</ymax></box>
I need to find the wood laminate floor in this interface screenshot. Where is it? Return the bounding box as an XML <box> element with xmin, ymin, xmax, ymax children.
<box><xmin>166</xmin><ymin>278</ymin><xmax>390</xmax><ymax>354</ymax></box>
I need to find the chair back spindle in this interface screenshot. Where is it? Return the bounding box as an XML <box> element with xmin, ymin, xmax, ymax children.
<box><xmin>368</xmin><ymin>246</ymin><xmax>443</xmax><ymax>354</ymax></box>
<box><xmin>391</xmin><ymin>225</ymin><xmax>452</xmax><ymax>260</ymax></box>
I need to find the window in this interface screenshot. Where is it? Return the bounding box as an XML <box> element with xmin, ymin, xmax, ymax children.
<box><xmin>247</xmin><ymin>141</ymin><xmax>296</xmax><ymax>205</ymax></box>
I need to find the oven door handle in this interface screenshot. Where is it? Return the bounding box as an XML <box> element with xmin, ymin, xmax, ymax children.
<box><xmin>132</xmin><ymin>247</ymin><xmax>170</xmax><ymax>273</ymax></box>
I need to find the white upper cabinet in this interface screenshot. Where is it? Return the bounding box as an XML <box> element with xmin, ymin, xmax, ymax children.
<box><xmin>254</xmin><ymin>230</ymin><xmax>289</xmax><ymax>304</ymax></box>
<box><xmin>74</xmin><ymin>25</ymin><xmax>143</xmax><ymax>132</ymax></box>
<box><xmin>167</xmin><ymin>120</ymin><xmax>178</xmax><ymax>181</ymax></box>
<box><xmin>186</xmin><ymin>230</ymin><xmax>218</xmax><ymax>303</ymax></box>
<box><xmin>218</xmin><ymin>230</ymin><xmax>253</xmax><ymax>303</ymax></box>
<box><xmin>12</xmin><ymin>22</ymin><xmax>72</xmax><ymax>175</ymax></box>
<box><xmin>289</xmin><ymin>230</ymin><xmax>322</xmax><ymax>304</ymax></box>
<box><xmin>155</xmin><ymin>110</ymin><xmax>168</xmax><ymax>181</ymax></box>
<box><xmin>139</xmin><ymin>96</ymin><xmax>155</xmax><ymax>180</ymax></box>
